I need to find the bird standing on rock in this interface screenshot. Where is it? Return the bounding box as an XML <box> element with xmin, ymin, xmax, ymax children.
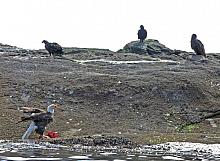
<box><xmin>191</xmin><ymin>34</ymin><xmax>206</xmax><ymax>57</ymax></box>
<box><xmin>17</xmin><ymin>104</ymin><xmax>61</xmax><ymax>140</ymax></box>
<box><xmin>138</xmin><ymin>25</ymin><xmax>147</xmax><ymax>43</ymax></box>
<box><xmin>42</xmin><ymin>40</ymin><xmax>63</xmax><ymax>57</ymax></box>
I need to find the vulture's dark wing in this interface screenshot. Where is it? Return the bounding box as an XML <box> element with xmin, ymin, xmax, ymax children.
<box><xmin>191</xmin><ymin>39</ymin><xmax>206</xmax><ymax>57</ymax></box>
<box><xmin>138</xmin><ymin>29</ymin><xmax>147</xmax><ymax>39</ymax></box>
<box><xmin>193</xmin><ymin>39</ymin><xmax>206</xmax><ymax>56</ymax></box>
<box><xmin>45</xmin><ymin>42</ymin><xmax>63</xmax><ymax>55</ymax></box>
<box><xmin>31</xmin><ymin>112</ymin><xmax>53</xmax><ymax>122</ymax></box>
<box><xmin>18</xmin><ymin>112</ymin><xmax>53</xmax><ymax>123</ymax></box>
<box><xmin>33</xmin><ymin>113</ymin><xmax>53</xmax><ymax>135</ymax></box>
<box><xmin>50</xmin><ymin>43</ymin><xmax>63</xmax><ymax>54</ymax></box>
<box><xmin>197</xmin><ymin>40</ymin><xmax>205</xmax><ymax>56</ymax></box>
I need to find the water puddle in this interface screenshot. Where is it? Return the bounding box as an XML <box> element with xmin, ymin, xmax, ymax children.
<box><xmin>74</xmin><ymin>58</ymin><xmax>179</xmax><ymax>65</ymax></box>
<box><xmin>8</xmin><ymin>55</ymin><xmax>180</xmax><ymax>66</ymax></box>
<box><xmin>12</xmin><ymin>56</ymin><xmax>47</xmax><ymax>60</ymax></box>
<box><xmin>0</xmin><ymin>141</ymin><xmax>220</xmax><ymax>160</ymax></box>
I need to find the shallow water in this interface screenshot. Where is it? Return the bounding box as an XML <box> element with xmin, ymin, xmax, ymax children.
<box><xmin>0</xmin><ymin>141</ymin><xmax>220</xmax><ymax>161</ymax></box>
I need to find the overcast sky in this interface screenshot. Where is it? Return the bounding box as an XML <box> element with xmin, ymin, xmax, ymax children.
<box><xmin>0</xmin><ymin>0</ymin><xmax>220</xmax><ymax>52</ymax></box>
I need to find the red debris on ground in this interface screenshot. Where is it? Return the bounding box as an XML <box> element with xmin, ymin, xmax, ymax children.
<box><xmin>45</xmin><ymin>131</ymin><xmax>59</xmax><ymax>138</ymax></box>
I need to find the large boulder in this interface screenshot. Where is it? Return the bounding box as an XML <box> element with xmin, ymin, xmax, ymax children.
<box><xmin>118</xmin><ymin>39</ymin><xmax>174</xmax><ymax>55</ymax></box>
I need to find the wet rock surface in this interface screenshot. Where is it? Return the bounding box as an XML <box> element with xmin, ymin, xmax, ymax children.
<box><xmin>50</xmin><ymin>135</ymin><xmax>135</xmax><ymax>148</ymax></box>
<box><xmin>0</xmin><ymin>40</ymin><xmax>220</xmax><ymax>144</ymax></box>
<box><xmin>0</xmin><ymin>140</ymin><xmax>220</xmax><ymax>161</ymax></box>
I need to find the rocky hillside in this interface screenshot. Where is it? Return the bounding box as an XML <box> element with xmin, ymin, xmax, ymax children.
<box><xmin>0</xmin><ymin>40</ymin><xmax>220</xmax><ymax>144</ymax></box>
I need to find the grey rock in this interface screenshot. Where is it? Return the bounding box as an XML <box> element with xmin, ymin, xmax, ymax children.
<box><xmin>118</xmin><ymin>39</ymin><xmax>174</xmax><ymax>55</ymax></box>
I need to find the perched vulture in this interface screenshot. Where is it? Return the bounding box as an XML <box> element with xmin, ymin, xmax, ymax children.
<box><xmin>191</xmin><ymin>34</ymin><xmax>206</xmax><ymax>57</ymax></box>
<box><xmin>42</xmin><ymin>40</ymin><xmax>63</xmax><ymax>57</ymax></box>
<box><xmin>138</xmin><ymin>25</ymin><xmax>147</xmax><ymax>43</ymax></box>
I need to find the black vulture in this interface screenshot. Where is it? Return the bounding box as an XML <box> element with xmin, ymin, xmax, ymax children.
<box><xmin>42</xmin><ymin>40</ymin><xmax>63</xmax><ymax>57</ymax></box>
<box><xmin>138</xmin><ymin>25</ymin><xmax>147</xmax><ymax>43</ymax></box>
<box><xmin>191</xmin><ymin>34</ymin><xmax>206</xmax><ymax>57</ymax></box>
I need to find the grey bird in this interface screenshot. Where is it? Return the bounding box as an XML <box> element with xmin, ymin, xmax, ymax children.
<box><xmin>191</xmin><ymin>34</ymin><xmax>206</xmax><ymax>57</ymax></box>
<box><xmin>42</xmin><ymin>40</ymin><xmax>63</xmax><ymax>57</ymax></box>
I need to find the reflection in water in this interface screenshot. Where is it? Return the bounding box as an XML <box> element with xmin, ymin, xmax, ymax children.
<box><xmin>0</xmin><ymin>156</ymin><xmax>62</xmax><ymax>160</ymax></box>
<box><xmin>0</xmin><ymin>141</ymin><xmax>220</xmax><ymax>161</ymax></box>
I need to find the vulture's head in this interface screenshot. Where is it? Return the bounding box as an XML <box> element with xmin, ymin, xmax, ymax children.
<box><xmin>191</xmin><ymin>34</ymin><xmax>197</xmax><ymax>40</ymax></box>
<box><xmin>140</xmin><ymin>25</ymin><xmax>144</xmax><ymax>30</ymax></box>
<box><xmin>42</xmin><ymin>40</ymin><xmax>49</xmax><ymax>44</ymax></box>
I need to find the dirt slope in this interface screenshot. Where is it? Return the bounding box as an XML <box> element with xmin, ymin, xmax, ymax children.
<box><xmin>0</xmin><ymin>41</ymin><xmax>220</xmax><ymax>143</ymax></box>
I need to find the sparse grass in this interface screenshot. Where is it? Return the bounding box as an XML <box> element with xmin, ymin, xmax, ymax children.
<box><xmin>181</xmin><ymin>124</ymin><xmax>198</xmax><ymax>132</ymax></box>
<box><xmin>176</xmin><ymin>123</ymin><xmax>199</xmax><ymax>133</ymax></box>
